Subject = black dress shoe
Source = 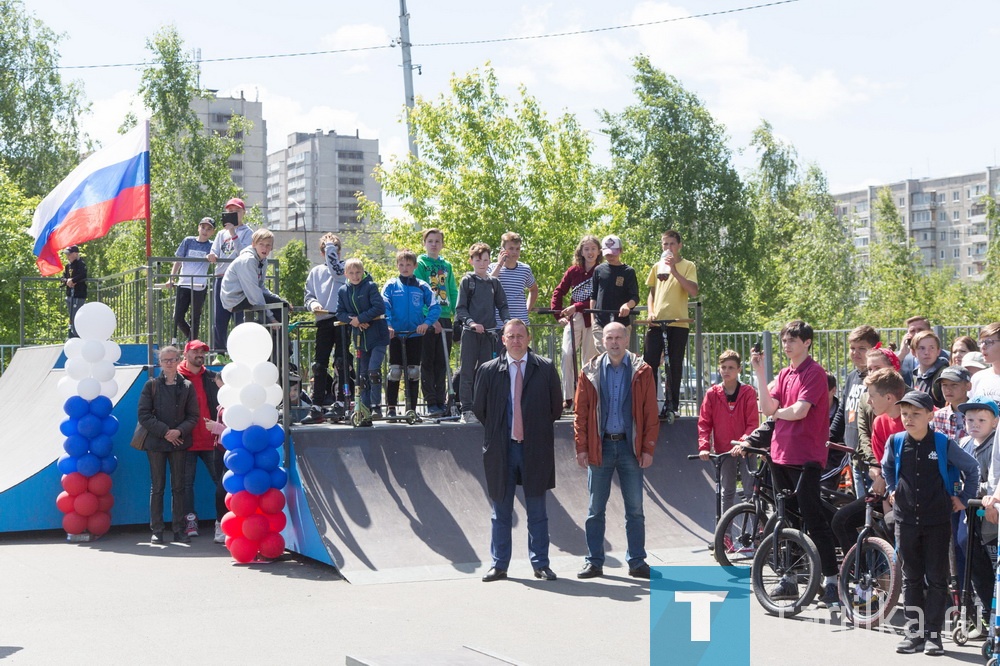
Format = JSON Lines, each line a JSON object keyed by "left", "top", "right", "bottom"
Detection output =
{"left": 482, "top": 567, "right": 507, "bottom": 582}
{"left": 577, "top": 563, "right": 604, "bottom": 579}
{"left": 629, "top": 562, "right": 651, "bottom": 579}
{"left": 533, "top": 566, "right": 557, "bottom": 581}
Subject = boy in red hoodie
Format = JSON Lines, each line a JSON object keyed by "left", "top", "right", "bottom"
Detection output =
{"left": 696, "top": 349, "right": 758, "bottom": 514}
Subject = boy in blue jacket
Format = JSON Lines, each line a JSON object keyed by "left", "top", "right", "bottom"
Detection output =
{"left": 382, "top": 249, "right": 440, "bottom": 415}
{"left": 337, "top": 258, "right": 389, "bottom": 416}
{"left": 883, "top": 390, "right": 980, "bottom": 656}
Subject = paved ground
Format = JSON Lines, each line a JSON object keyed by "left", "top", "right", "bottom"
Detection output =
{"left": 0, "top": 527, "right": 990, "bottom": 664}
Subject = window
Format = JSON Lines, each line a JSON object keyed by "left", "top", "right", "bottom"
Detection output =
{"left": 343, "top": 177, "right": 364, "bottom": 185}
{"left": 969, "top": 266, "right": 975, "bottom": 275}
{"left": 936, "top": 192, "right": 946, "bottom": 203}
{"left": 939, "top": 250, "right": 945, "bottom": 259}
{"left": 228, "top": 159, "right": 243, "bottom": 171}
{"left": 923, "top": 232, "right": 929, "bottom": 240}
{"left": 912, "top": 192, "right": 933, "bottom": 205}
{"left": 853, "top": 236, "right": 869, "bottom": 247}
{"left": 954, "top": 210, "right": 960, "bottom": 220}
{"left": 953, "top": 248, "right": 960, "bottom": 258}
{"left": 968, "top": 247, "right": 973, "bottom": 256}
{"left": 911, "top": 210, "right": 931, "bottom": 223}
{"left": 337, "top": 151, "right": 363, "bottom": 159}
{"left": 938, "top": 211, "right": 947, "bottom": 222}
{"left": 899, "top": 197, "right": 905, "bottom": 206}
{"left": 338, "top": 190, "right": 357, "bottom": 198}
{"left": 952, "top": 229, "right": 961, "bottom": 240}
{"left": 953, "top": 191, "right": 960, "bottom": 201}
{"left": 339, "top": 216, "right": 359, "bottom": 225}
{"left": 939, "top": 231, "right": 947, "bottom": 240}
{"left": 338, "top": 164, "right": 363, "bottom": 172}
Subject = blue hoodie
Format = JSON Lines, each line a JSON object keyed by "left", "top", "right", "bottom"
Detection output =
{"left": 337, "top": 274, "right": 389, "bottom": 352}
{"left": 382, "top": 275, "right": 440, "bottom": 338}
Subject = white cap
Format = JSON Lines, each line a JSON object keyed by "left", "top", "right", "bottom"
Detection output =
{"left": 601, "top": 235, "right": 622, "bottom": 256}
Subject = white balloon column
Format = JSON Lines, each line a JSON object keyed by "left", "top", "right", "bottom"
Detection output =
{"left": 55, "top": 303, "right": 121, "bottom": 538}
{"left": 216, "top": 323, "right": 288, "bottom": 563}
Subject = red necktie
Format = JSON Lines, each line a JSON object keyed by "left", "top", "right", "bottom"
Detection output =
{"left": 512, "top": 359, "right": 524, "bottom": 440}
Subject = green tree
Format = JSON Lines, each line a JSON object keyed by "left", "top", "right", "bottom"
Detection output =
{"left": 600, "top": 55, "right": 756, "bottom": 331}
{"left": 0, "top": 0, "right": 88, "bottom": 197}
{"left": 274, "top": 239, "right": 310, "bottom": 306}
{"left": 357, "top": 64, "right": 614, "bottom": 294}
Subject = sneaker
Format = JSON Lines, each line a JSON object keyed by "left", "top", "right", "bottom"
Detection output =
{"left": 923, "top": 637, "right": 943, "bottom": 656}
{"left": 184, "top": 513, "right": 198, "bottom": 537}
{"left": 425, "top": 405, "right": 446, "bottom": 418}
{"left": 818, "top": 582, "right": 839, "bottom": 608}
{"left": 768, "top": 579, "right": 798, "bottom": 600}
{"left": 386, "top": 407, "right": 397, "bottom": 418}
{"left": 461, "top": 411, "right": 479, "bottom": 424}
{"left": 214, "top": 520, "right": 225, "bottom": 544}
{"left": 895, "top": 636, "right": 925, "bottom": 654}
{"left": 150, "top": 531, "right": 164, "bottom": 544}
{"left": 370, "top": 408, "right": 383, "bottom": 420}
{"left": 172, "top": 530, "right": 191, "bottom": 544}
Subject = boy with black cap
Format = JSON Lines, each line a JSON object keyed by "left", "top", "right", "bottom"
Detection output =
{"left": 62, "top": 245, "right": 87, "bottom": 338}
{"left": 883, "top": 389, "right": 980, "bottom": 656}
{"left": 589, "top": 234, "right": 639, "bottom": 355}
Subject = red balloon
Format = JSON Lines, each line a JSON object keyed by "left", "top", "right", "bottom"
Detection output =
{"left": 224, "top": 492, "right": 233, "bottom": 511}
{"left": 220, "top": 512, "right": 244, "bottom": 538}
{"left": 97, "top": 493, "right": 115, "bottom": 512}
{"left": 230, "top": 490, "right": 259, "bottom": 517}
{"left": 229, "top": 536, "right": 258, "bottom": 563}
{"left": 56, "top": 491, "right": 75, "bottom": 514}
{"left": 87, "top": 511, "right": 111, "bottom": 536}
{"left": 62, "top": 472, "right": 88, "bottom": 496}
{"left": 73, "top": 492, "right": 99, "bottom": 517}
{"left": 88, "top": 472, "right": 112, "bottom": 496}
{"left": 62, "top": 511, "right": 87, "bottom": 534}
{"left": 242, "top": 514, "right": 268, "bottom": 542}
{"left": 258, "top": 531, "right": 285, "bottom": 559}
{"left": 225, "top": 535, "right": 234, "bottom": 549}
{"left": 258, "top": 488, "right": 286, "bottom": 514}
{"left": 266, "top": 511, "right": 287, "bottom": 534}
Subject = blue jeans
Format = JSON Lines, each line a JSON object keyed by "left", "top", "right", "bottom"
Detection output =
{"left": 359, "top": 345, "right": 387, "bottom": 409}
{"left": 183, "top": 449, "right": 223, "bottom": 519}
{"left": 490, "top": 440, "right": 549, "bottom": 570}
{"left": 586, "top": 438, "right": 646, "bottom": 568}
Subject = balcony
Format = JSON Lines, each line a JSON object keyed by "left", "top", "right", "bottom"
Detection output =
{"left": 909, "top": 218, "right": 935, "bottom": 231}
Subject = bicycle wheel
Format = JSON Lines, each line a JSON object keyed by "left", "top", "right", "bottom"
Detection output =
{"left": 838, "top": 537, "right": 901, "bottom": 629}
{"left": 751, "top": 529, "right": 822, "bottom": 616}
{"left": 714, "top": 503, "right": 767, "bottom": 567}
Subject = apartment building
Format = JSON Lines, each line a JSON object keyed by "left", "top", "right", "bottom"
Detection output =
{"left": 190, "top": 92, "right": 267, "bottom": 211}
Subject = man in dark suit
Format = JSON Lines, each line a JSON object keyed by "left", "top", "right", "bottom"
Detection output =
{"left": 473, "top": 318, "right": 562, "bottom": 582}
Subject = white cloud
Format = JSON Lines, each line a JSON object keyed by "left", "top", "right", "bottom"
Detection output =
{"left": 80, "top": 90, "right": 141, "bottom": 148}
{"left": 322, "top": 23, "right": 393, "bottom": 57}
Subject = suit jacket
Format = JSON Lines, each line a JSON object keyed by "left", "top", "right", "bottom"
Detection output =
{"left": 472, "top": 350, "right": 562, "bottom": 501}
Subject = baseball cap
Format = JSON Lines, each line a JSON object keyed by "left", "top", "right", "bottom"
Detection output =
{"left": 199, "top": 217, "right": 215, "bottom": 228}
{"left": 225, "top": 198, "right": 246, "bottom": 211}
{"left": 895, "top": 390, "right": 934, "bottom": 411}
{"left": 64, "top": 245, "right": 80, "bottom": 254}
{"left": 935, "top": 366, "right": 971, "bottom": 384}
{"left": 963, "top": 351, "right": 988, "bottom": 370}
{"left": 601, "top": 235, "right": 622, "bottom": 256}
{"left": 184, "top": 339, "right": 210, "bottom": 353}
{"left": 957, "top": 396, "right": 1000, "bottom": 417}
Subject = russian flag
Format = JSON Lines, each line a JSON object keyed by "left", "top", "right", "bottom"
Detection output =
{"left": 28, "top": 122, "right": 150, "bottom": 276}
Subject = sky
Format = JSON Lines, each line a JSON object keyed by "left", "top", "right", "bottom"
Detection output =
{"left": 28, "top": 0, "right": 1000, "bottom": 196}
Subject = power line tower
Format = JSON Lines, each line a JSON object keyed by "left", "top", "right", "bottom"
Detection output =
{"left": 398, "top": 0, "right": 420, "bottom": 159}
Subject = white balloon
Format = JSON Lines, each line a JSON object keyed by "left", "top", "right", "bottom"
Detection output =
{"left": 58, "top": 376, "right": 79, "bottom": 399}
{"left": 74, "top": 302, "right": 117, "bottom": 341}
{"left": 252, "top": 405, "right": 279, "bottom": 429}
{"left": 227, "top": 323, "right": 272, "bottom": 365}
{"left": 91, "top": 360, "right": 116, "bottom": 382}
{"left": 252, "top": 361, "right": 279, "bottom": 387}
{"left": 100, "top": 379, "right": 119, "bottom": 399}
{"left": 221, "top": 362, "right": 252, "bottom": 388}
{"left": 222, "top": 404, "right": 253, "bottom": 431}
{"left": 239, "top": 383, "right": 267, "bottom": 410}
{"left": 64, "top": 337, "right": 85, "bottom": 359}
{"left": 103, "top": 340, "right": 121, "bottom": 363}
{"left": 78, "top": 377, "right": 101, "bottom": 401}
{"left": 217, "top": 384, "right": 239, "bottom": 409}
{"left": 265, "top": 384, "right": 283, "bottom": 406}
{"left": 81, "top": 339, "right": 105, "bottom": 363}
{"left": 65, "top": 357, "right": 91, "bottom": 381}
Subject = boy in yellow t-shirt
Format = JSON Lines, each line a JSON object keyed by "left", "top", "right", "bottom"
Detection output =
{"left": 644, "top": 229, "right": 698, "bottom": 418}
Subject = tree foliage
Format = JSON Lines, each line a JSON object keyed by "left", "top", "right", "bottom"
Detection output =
{"left": 0, "top": 0, "right": 87, "bottom": 197}
{"left": 600, "top": 55, "right": 757, "bottom": 331}
{"left": 274, "top": 239, "right": 310, "bottom": 307}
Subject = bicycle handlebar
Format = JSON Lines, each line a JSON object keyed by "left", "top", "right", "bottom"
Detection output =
{"left": 687, "top": 453, "right": 729, "bottom": 461}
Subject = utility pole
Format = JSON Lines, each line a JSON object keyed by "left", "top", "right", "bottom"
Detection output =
{"left": 398, "top": 0, "right": 419, "bottom": 159}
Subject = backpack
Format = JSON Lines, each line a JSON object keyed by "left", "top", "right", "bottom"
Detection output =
{"left": 890, "top": 431, "right": 960, "bottom": 496}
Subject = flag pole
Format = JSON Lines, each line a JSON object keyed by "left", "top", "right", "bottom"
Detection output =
{"left": 144, "top": 119, "right": 152, "bottom": 260}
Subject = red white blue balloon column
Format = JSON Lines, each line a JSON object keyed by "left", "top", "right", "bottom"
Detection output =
{"left": 55, "top": 303, "right": 120, "bottom": 539}
{"left": 217, "top": 323, "right": 287, "bottom": 563}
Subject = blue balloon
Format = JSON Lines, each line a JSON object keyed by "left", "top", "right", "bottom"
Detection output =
{"left": 221, "top": 428, "right": 244, "bottom": 451}
{"left": 100, "top": 455, "right": 118, "bottom": 475}
{"left": 254, "top": 447, "right": 280, "bottom": 472}
{"left": 101, "top": 415, "right": 120, "bottom": 437}
{"left": 244, "top": 468, "right": 270, "bottom": 495}
{"left": 57, "top": 454, "right": 78, "bottom": 475}
{"left": 63, "top": 435, "right": 89, "bottom": 458}
{"left": 224, "top": 448, "right": 254, "bottom": 475}
{"left": 89, "top": 395, "right": 113, "bottom": 418}
{"left": 270, "top": 466, "right": 288, "bottom": 490}
{"left": 222, "top": 470, "right": 245, "bottom": 494}
{"left": 59, "top": 418, "right": 78, "bottom": 437}
{"left": 90, "top": 434, "right": 114, "bottom": 458}
{"left": 64, "top": 395, "right": 89, "bottom": 419}
{"left": 242, "top": 425, "right": 268, "bottom": 453}
{"left": 267, "top": 425, "right": 284, "bottom": 448}
{"left": 77, "top": 414, "right": 103, "bottom": 440}
{"left": 76, "top": 453, "right": 101, "bottom": 477}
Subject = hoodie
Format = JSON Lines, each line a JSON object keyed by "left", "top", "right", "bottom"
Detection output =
{"left": 304, "top": 244, "right": 346, "bottom": 321}
{"left": 219, "top": 245, "right": 278, "bottom": 311}
{"left": 382, "top": 275, "right": 440, "bottom": 338}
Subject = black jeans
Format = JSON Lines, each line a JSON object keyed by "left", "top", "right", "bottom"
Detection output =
{"left": 387, "top": 335, "right": 423, "bottom": 409}
{"left": 183, "top": 449, "right": 224, "bottom": 520}
{"left": 897, "top": 520, "right": 951, "bottom": 638}
{"left": 314, "top": 319, "right": 355, "bottom": 403}
{"left": 212, "top": 280, "right": 243, "bottom": 352}
{"left": 174, "top": 287, "right": 207, "bottom": 342}
{"left": 420, "top": 318, "right": 452, "bottom": 408}
{"left": 830, "top": 496, "right": 868, "bottom": 552}
{"left": 643, "top": 325, "right": 688, "bottom": 412}
{"left": 147, "top": 449, "right": 186, "bottom": 533}
{"left": 771, "top": 463, "right": 839, "bottom": 577}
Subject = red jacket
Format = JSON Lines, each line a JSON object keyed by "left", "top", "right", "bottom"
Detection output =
{"left": 550, "top": 264, "right": 596, "bottom": 327}
{"left": 696, "top": 382, "right": 759, "bottom": 454}
{"left": 573, "top": 351, "right": 659, "bottom": 466}
{"left": 178, "top": 361, "right": 215, "bottom": 451}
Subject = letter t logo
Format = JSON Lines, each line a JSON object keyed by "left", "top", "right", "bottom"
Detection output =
{"left": 674, "top": 591, "right": 728, "bottom": 641}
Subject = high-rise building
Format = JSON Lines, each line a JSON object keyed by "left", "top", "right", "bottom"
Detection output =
{"left": 190, "top": 92, "right": 267, "bottom": 212}
{"left": 833, "top": 167, "right": 1000, "bottom": 282}
{"left": 266, "top": 130, "right": 381, "bottom": 236}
